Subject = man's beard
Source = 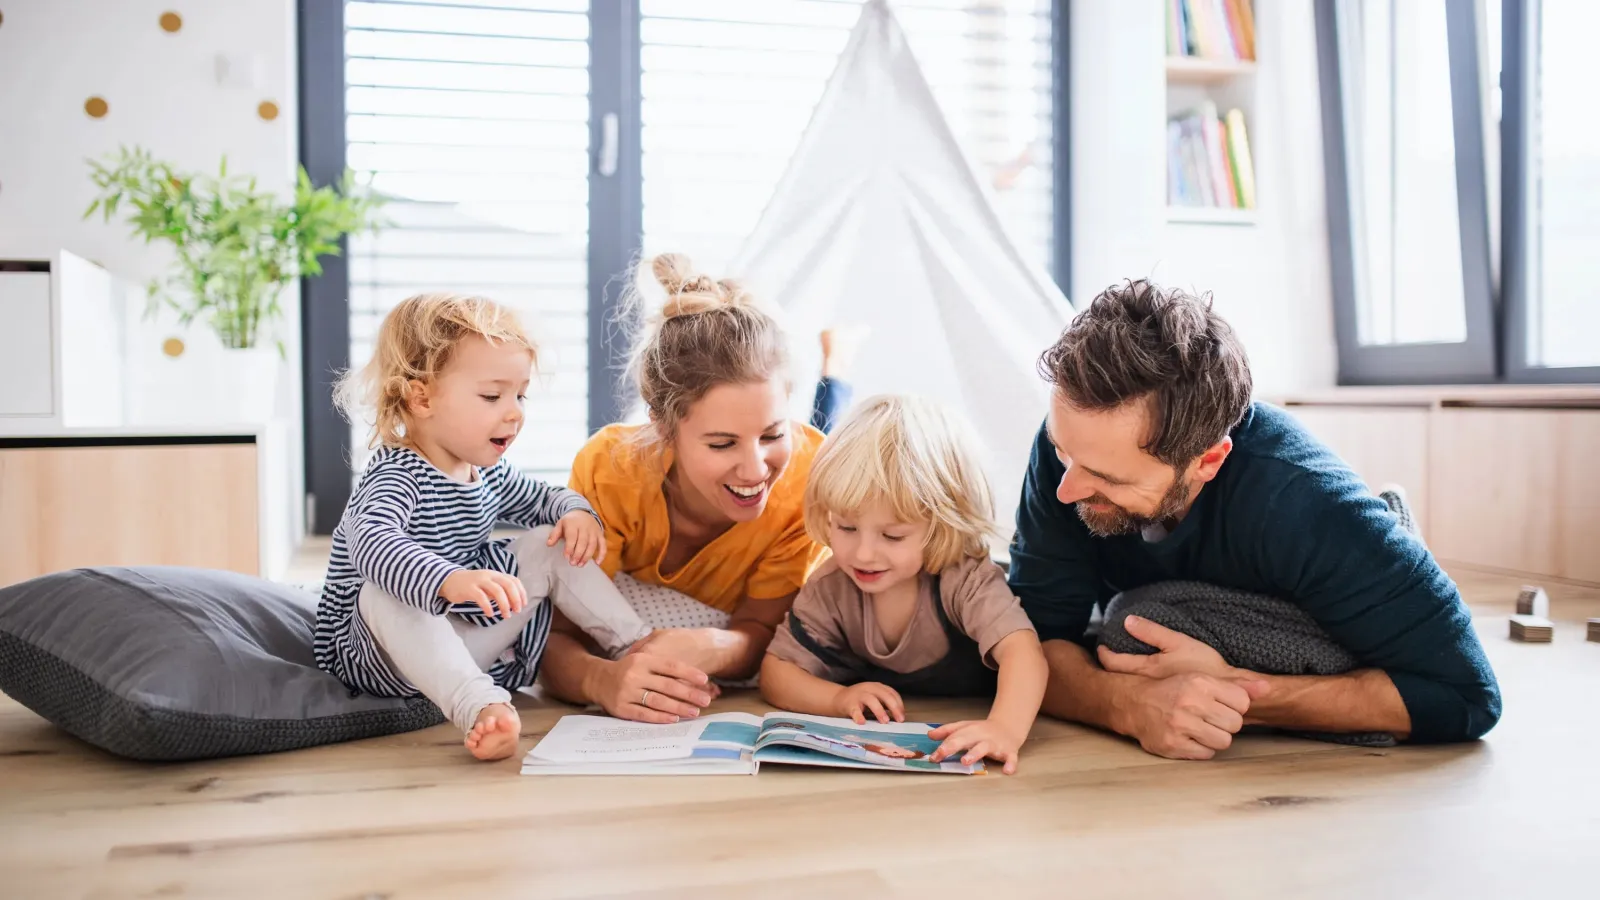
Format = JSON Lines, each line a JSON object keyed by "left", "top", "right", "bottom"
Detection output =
{"left": 1075, "top": 472, "right": 1194, "bottom": 538}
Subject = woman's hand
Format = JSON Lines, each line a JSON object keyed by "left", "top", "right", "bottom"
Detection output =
{"left": 927, "top": 719, "right": 1027, "bottom": 775}
{"left": 585, "top": 653, "right": 716, "bottom": 724}
{"left": 549, "top": 510, "right": 606, "bottom": 566}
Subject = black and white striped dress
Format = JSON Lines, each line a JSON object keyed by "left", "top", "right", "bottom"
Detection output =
{"left": 314, "top": 445, "right": 594, "bottom": 698}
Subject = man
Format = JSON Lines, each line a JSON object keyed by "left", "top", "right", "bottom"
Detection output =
{"left": 1007, "top": 279, "right": 1500, "bottom": 759}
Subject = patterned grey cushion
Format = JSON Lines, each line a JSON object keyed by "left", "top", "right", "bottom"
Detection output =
{"left": 0, "top": 566, "right": 443, "bottom": 761}
{"left": 1099, "top": 581, "right": 1361, "bottom": 675}
{"left": 1099, "top": 581, "right": 1395, "bottom": 747}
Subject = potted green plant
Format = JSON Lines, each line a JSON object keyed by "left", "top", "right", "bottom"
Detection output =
{"left": 85, "top": 145, "right": 384, "bottom": 421}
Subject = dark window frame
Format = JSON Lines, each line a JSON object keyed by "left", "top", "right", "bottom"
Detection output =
{"left": 298, "top": 0, "right": 352, "bottom": 535}
{"left": 1313, "top": 0, "right": 1498, "bottom": 385}
{"left": 297, "top": 0, "right": 1071, "bottom": 533}
{"left": 1499, "top": 0, "right": 1600, "bottom": 384}
{"left": 1315, "top": 0, "right": 1600, "bottom": 388}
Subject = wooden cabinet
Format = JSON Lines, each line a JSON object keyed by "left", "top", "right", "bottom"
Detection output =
{"left": 1427, "top": 410, "right": 1562, "bottom": 577}
{"left": 1277, "top": 389, "right": 1600, "bottom": 585}
{"left": 1555, "top": 413, "right": 1600, "bottom": 583}
{"left": 1288, "top": 406, "right": 1432, "bottom": 540}
{"left": 0, "top": 435, "right": 271, "bottom": 586}
{"left": 1425, "top": 409, "right": 1600, "bottom": 584}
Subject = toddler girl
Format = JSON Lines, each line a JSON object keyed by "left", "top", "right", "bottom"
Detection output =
{"left": 760, "top": 394, "right": 1048, "bottom": 774}
{"left": 316, "top": 293, "right": 652, "bottom": 760}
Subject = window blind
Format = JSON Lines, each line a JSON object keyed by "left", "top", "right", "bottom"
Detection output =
{"left": 344, "top": 0, "right": 592, "bottom": 482}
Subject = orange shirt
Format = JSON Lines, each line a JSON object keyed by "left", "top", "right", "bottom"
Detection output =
{"left": 567, "top": 422, "right": 829, "bottom": 613}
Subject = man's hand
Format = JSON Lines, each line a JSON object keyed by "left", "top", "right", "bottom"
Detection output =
{"left": 1117, "top": 672, "right": 1270, "bottom": 760}
{"left": 548, "top": 511, "right": 606, "bottom": 566}
{"left": 1098, "top": 615, "right": 1235, "bottom": 680}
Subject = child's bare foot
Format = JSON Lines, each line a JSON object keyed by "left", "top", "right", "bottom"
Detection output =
{"left": 819, "top": 325, "right": 870, "bottom": 379}
{"left": 464, "top": 703, "right": 520, "bottom": 761}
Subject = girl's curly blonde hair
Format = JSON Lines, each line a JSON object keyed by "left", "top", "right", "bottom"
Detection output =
{"left": 336, "top": 292, "right": 536, "bottom": 450}
{"left": 803, "top": 394, "right": 1000, "bottom": 573}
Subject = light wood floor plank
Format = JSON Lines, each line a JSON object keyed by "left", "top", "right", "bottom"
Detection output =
{"left": 2, "top": 566, "right": 1596, "bottom": 898}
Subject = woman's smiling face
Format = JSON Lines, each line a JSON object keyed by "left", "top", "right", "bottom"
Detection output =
{"left": 667, "top": 378, "right": 793, "bottom": 524}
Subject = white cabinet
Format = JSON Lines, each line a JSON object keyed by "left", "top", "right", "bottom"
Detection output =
{"left": 0, "top": 269, "right": 54, "bottom": 417}
{"left": 0, "top": 250, "right": 127, "bottom": 433}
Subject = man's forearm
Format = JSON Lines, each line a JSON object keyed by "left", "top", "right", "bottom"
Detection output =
{"left": 1243, "top": 667, "right": 1412, "bottom": 738}
{"left": 1039, "top": 639, "right": 1139, "bottom": 735}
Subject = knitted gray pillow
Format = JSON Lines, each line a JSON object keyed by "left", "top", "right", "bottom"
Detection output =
{"left": 1099, "top": 580, "right": 1361, "bottom": 675}
{"left": 0, "top": 566, "right": 443, "bottom": 761}
{"left": 1099, "top": 581, "right": 1395, "bottom": 747}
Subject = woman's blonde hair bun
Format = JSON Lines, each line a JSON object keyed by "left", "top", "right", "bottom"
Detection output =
{"left": 616, "top": 252, "right": 788, "bottom": 450}
{"left": 652, "top": 252, "right": 753, "bottom": 319}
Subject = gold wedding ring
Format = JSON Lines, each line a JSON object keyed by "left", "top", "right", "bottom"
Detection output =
{"left": 641, "top": 689, "right": 652, "bottom": 707}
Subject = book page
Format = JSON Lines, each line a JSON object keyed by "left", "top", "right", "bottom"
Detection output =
{"left": 756, "top": 713, "right": 983, "bottom": 773}
{"left": 529, "top": 712, "right": 762, "bottom": 764}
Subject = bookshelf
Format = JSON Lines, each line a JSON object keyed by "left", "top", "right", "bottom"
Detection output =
{"left": 1164, "top": 0, "right": 1258, "bottom": 224}
{"left": 1166, "top": 206, "right": 1258, "bottom": 226}
{"left": 1165, "top": 56, "right": 1258, "bottom": 85}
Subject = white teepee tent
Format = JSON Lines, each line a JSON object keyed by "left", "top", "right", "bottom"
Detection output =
{"left": 729, "top": 0, "right": 1074, "bottom": 528}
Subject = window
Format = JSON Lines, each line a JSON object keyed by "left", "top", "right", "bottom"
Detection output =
{"left": 298, "top": 0, "right": 1068, "bottom": 532}
{"left": 638, "top": 0, "right": 1056, "bottom": 277}
{"left": 342, "top": 0, "right": 593, "bottom": 482}
{"left": 1317, "top": 0, "right": 1599, "bottom": 385}
{"left": 1515, "top": 0, "right": 1600, "bottom": 373}
{"left": 1345, "top": 0, "right": 1466, "bottom": 346}
{"left": 1316, "top": 0, "right": 1496, "bottom": 383}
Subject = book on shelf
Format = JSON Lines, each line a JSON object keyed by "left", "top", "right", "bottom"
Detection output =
{"left": 1167, "top": 0, "right": 1256, "bottom": 61}
{"left": 1168, "top": 102, "right": 1256, "bottom": 211}
{"left": 520, "top": 711, "right": 987, "bottom": 776}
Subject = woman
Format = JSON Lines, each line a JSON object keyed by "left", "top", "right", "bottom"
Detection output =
{"left": 538, "top": 253, "right": 857, "bottom": 724}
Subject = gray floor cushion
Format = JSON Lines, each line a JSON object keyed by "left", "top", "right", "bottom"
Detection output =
{"left": 0, "top": 566, "right": 443, "bottom": 761}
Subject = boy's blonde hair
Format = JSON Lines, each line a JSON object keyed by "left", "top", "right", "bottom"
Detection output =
{"left": 336, "top": 292, "right": 536, "bottom": 449}
{"left": 620, "top": 253, "right": 789, "bottom": 458}
{"left": 803, "top": 394, "right": 999, "bottom": 572}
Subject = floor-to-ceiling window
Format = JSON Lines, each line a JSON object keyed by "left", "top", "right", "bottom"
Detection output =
{"left": 1316, "top": 0, "right": 1599, "bottom": 385}
{"left": 342, "top": 1, "right": 594, "bottom": 482}
{"left": 300, "top": 0, "right": 1065, "bottom": 532}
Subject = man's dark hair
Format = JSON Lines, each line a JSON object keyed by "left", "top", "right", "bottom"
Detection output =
{"left": 1037, "top": 279, "right": 1253, "bottom": 467}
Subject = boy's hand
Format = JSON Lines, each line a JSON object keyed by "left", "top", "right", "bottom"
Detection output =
{"left": 440, "top": 569, "right": 527, "bottom": 618}
{"left": 835, "top": 681, "right": 905, "bottom": 724}
{"left": 927, "top": 719, "right": 1026, "bottom": 775}
{"left": 549, "top": 511, "right": 606, "bottom": 566}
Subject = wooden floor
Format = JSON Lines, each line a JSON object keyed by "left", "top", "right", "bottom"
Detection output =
{"left": 2, "top": 566, "right": 1597, "bottom": 899}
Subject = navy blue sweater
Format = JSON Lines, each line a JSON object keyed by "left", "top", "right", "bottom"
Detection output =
{"left": 1007, "top": 402, "right": 1501, "bottom": 743}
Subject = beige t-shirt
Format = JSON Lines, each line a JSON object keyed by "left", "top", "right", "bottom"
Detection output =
{"left": 766, "top": 556, "right": 1036, "bottom": 680}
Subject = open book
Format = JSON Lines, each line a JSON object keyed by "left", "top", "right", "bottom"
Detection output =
{"left": 520, "top": 711, "right": 985, "bottom": 775}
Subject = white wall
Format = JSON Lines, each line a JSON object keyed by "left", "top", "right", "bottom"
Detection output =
{"left": 1071, "top": 0, "right": 1338, "bottom": 396}
{"left": 0, "top": 0, "right": 304, "bottom": 549}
